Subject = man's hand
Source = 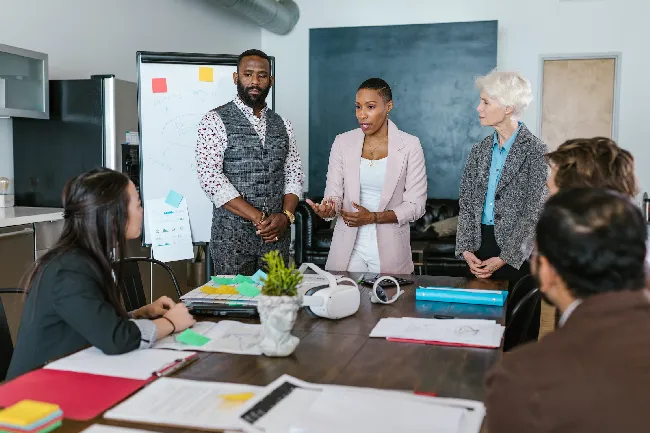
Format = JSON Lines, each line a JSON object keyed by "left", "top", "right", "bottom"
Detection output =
{"left": 134, "top": 296, "right": 176, "bottom": 319}
{"left": 256, "top": 213, "right": 289, "bottom": 243}
{"left": 341, "top": 203, "right": 375, "bottom": 228}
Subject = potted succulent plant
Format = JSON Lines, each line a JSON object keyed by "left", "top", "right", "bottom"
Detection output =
{"left": 257, "top": 250, "right": 303, "bottom": 357}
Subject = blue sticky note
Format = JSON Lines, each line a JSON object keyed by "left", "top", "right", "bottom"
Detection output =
{"left": 251, "top": 269, "right": 267, "bottom": 285}
{"left": 165, "top": 190, "right": 183, "bottom": 208}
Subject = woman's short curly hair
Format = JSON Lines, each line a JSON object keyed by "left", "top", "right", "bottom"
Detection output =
{"left": 475, "top": 70, "right": 533, "bottom": 118}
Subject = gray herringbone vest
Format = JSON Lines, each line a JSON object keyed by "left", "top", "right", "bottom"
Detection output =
{"left": 214, "top": 102, "right": 288, "bottom": 214}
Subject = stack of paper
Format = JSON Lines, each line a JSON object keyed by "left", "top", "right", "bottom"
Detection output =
{"left": 0, "top": 400, "right": 62, "bottom": 433}
{"left": 234, "top": 374, "right": 486, "bottom": 433}
{"left": 369, "top": 317, "right": 505, "bottom": 348}
{"left": 416, "top": 287, "right": 507, "bottom": 306}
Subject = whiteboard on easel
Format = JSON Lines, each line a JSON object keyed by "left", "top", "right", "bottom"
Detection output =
{"left": 136, "top": 52, "right": 275, "bottom": 245}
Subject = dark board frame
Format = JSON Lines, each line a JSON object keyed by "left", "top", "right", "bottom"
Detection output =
{"left": 308, "top": 21, "right": 497, "bottom": 199}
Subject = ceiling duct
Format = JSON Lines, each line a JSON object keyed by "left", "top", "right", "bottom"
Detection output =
{"left": 211, "top": 0, "right": 300, "bottom": 35}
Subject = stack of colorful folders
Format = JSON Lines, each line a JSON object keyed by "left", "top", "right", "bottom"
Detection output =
{"left": 0, "top": 400, "right": 62, "bottom": 433}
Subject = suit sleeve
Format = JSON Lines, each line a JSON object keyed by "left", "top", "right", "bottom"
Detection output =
{"left": 499, "top": 146, "right": 548, "bottom": 268}
{"left": 323, "top": 135, "right": 345, "bottom": 217}
{"left": 52, "top": 267, "right": 143, "bottom": 355}
{"left": 485, "top": 358, "right": 541, "bottom": 433}
{"left": 455, "top": 147, "right": 478, "bottom": 258}
{"left": 391, "top": 140, "right": 428, "bottom": 226}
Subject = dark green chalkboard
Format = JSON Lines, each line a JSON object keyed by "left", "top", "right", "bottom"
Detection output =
{"left": 309, "top": 21, "right": 497, "bottom": 198}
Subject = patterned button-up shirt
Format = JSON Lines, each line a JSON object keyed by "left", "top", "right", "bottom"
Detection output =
{"left": 196, "top": 96, "right": 304, "bottom": 208}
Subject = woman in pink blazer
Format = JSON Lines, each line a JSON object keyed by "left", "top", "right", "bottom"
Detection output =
{"left": 307, "top": 78, "right": 428, "bottom": 274}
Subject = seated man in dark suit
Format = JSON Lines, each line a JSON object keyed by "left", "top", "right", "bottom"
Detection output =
{"left": 485, "top": 188, "right": 650, "bottom": 433}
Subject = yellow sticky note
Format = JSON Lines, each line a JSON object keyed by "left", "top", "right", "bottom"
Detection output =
{"left": 201, "top": 284, "right": 239, "bottom": 295}
{"left": 0, "top": 400, "right": 60, "bottom": 426}
{"left": 199, "top": 67, "right": 214, "bottom": 82}
{"left": 220, "top": 392, "right": 255, "bottom": 402}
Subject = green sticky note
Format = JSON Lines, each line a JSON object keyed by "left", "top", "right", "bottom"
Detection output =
{"left": 236, "top": 282, "right": 261, "bottom": 297}
{"left": 211, "top": 276, "right": 235, "bottom": 285}
{"left": 233, "top": 274, "right": 255, "bottom": 285}
{"left": 176, "top": 328, "right": 211, "bottom": 346}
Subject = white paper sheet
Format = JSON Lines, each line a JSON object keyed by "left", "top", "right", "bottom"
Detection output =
{"left": 81, "top": 425, "right": 157, "bottom": 433}
{"left": 369, "top": 317, "right": 504, "bottom": 348}
{"left": 153, "top": 321, "right": 263, "bottom": 355}
{"left": 146, "top": 196, "right": 194, "bottom": 263}
{"left": 235, "top": 374, "right": 486, "bottom": 433}
{"left": 104, "top": 377, "right": 260, "bottom": 431}
{"left": 44, "top": 347, "right": 196, "bottom": 380}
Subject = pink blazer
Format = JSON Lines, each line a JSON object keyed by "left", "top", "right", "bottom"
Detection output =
{"left": 323, "top": 120, "right": 428, "bottom": 274}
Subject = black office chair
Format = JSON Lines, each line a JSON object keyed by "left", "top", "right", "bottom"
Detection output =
{"left": 503, "top": 274, "right": 541, "bottom": 352}
{"left": 0, "top": 288, "right": 23, "bottom": 381}
{"left": 113, "top": 257, "right": 183, "bottom": 312}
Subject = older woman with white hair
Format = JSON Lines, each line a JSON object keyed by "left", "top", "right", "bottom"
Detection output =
{"left": 456, "top": 70, "right": 548, "bottom": 292}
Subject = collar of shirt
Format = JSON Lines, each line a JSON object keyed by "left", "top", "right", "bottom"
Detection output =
{"left": 559, "top": 299, "right": 583, "bottom": 327}
{"left": 234, "top": 95, "right": 268, "bottom": 119}
{"left": 492, "top": 121, "right": 522, "bottom": 153}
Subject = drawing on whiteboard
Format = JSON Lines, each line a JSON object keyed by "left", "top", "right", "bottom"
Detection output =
{"left": 161, "top": 113, "right": 205, "bottom": 152}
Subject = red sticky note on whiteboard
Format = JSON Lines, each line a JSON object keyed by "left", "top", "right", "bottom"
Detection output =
{"left": 152, "top": 78, "right": 167, "bottom": 93}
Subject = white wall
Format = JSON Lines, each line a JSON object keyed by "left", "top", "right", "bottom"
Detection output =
{"left": 262, "top": 0, "right": 650, "bottom": 196}
{"left": 0, "top": 0, "right": 261, "bottom": 81}
{"left": 0, "top": 0, "right": 261, "bottom": 196}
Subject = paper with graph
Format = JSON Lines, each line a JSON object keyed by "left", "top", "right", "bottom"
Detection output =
{"left": 153, "top": 321, "right": 263, "bottom": 355}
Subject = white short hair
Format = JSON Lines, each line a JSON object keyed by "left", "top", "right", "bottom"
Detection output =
{"left": 475, "top": 70, "right": 533, "bottom": 117}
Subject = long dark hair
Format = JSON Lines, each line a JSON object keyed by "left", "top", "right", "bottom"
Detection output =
{"left": 24, "top": 168, "right": 132, "bottom": 316}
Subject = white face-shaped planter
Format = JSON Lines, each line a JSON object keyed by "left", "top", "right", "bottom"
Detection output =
{"left": 257, "top": 295, "right": 300, "bottom": 357}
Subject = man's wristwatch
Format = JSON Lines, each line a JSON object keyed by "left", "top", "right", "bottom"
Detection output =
{"left": 282, "top": 209, "right": 295, "bottom": 225}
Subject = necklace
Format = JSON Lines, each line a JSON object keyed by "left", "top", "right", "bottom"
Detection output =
{"left": 364, "top": 137, "right": 387, "bottom": 167}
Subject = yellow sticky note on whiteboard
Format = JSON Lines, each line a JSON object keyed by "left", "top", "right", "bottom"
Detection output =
{"left": 199, "top": 67, "right": 214, "bottom": 82}
{"left": 201, "top": 285, "right": 238, "bottom": 295}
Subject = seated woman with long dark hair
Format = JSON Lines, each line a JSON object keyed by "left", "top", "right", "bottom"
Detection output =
{"left": 7, "top": 168, "right": 195, "bottom": 380}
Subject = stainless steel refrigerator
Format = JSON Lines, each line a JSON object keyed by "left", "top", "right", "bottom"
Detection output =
{"left": 11, "top": 75, "right": 138, "bottom": 207}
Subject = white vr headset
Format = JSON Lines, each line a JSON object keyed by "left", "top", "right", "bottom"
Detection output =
{"left": 298, "top": 263, "right": 360, "bottom": 320}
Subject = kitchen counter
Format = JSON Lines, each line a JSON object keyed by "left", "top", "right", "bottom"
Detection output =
{"left": 0, "top": 206, "right": 63, "bottom": 228}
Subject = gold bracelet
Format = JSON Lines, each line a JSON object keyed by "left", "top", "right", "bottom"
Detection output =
{"left": 255, "top": 211, "right": 267, "bottom": 225}
{"left": 283, "top": 209, "right": 295, "bottom": 225}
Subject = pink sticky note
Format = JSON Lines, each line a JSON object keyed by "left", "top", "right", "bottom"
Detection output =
{"left": 152, "top": 78, "right": 167, "bottom": 93}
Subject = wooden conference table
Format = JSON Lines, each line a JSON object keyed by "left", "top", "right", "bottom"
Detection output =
{"left": 60, "top": 274, "right": 507, "bottom": 433}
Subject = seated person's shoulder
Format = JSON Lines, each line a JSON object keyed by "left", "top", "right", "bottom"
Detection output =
{"left": 39, "top": 248, "right": 103, "bottom": 284}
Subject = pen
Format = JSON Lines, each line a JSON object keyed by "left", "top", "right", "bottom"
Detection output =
{"left": 153, "top": 354, "right": 198, "bottom": 378}
{"left": 434, "top": 315, "right": 455, "bottom": 319}
{"left": 357, "top": 273, "right": 365, "bottom": 284}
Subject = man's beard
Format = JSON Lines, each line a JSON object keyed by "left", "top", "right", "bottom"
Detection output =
{"left": 237, "top": 79, "right": 270, "bottom": 109}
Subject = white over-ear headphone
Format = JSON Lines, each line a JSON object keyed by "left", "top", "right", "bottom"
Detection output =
{"left": 369, "top": 276, "right": 404, "bottom": 304}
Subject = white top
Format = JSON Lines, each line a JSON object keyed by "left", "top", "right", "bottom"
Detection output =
{"left": 358, "top": 157, "right": 387, "bottom": 238}
{"left": 0, "top": 206, "right": 63, "bottom": 228}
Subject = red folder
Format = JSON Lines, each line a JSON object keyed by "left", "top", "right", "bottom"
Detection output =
{"left": 387, "top": 337, "right": 499, "bottom": 349}
{"left": 0, "top": 369, "right": 149, "bottom": 421}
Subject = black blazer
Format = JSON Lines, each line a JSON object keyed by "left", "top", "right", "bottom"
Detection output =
{"left": 7, "top": 249, "right": 141, "bottom": 380}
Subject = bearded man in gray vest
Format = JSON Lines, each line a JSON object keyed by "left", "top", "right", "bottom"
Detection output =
{"left": 196, "top": 49, "right": 304, "bottom": 275}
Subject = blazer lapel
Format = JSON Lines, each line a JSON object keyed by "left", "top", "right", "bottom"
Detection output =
{"left": 347, "top": 128, "right": 364, "bottom": 207}
{"left": 378, "top": 120, "right": 406, "bottom": 212}
{"left": 474, "top": 138, "right": 493, "bottom": 214}
{"left": 496, "top": 125, "right": 530, "bottom": 193}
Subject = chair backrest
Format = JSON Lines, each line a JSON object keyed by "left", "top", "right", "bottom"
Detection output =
{"left": 504, "top": 274, "right": 541, "bottom": 351}
{"left": 0, "top": 289, "right": 23, "bottom": 381}
{"left": 114, "top": 257, "right": 182, "bottom": 312}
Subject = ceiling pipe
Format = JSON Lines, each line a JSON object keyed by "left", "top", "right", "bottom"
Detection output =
{"left": 210, "top": 0, "right": 300, "bottom": 35}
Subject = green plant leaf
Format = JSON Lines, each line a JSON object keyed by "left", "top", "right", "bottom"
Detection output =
{"left": 260, "top": 250, "right": 303, "bottom": 296}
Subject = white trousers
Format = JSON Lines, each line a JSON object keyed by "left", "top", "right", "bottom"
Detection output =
{"left": 347, "top": 225, "right": 381, "bottom": 273}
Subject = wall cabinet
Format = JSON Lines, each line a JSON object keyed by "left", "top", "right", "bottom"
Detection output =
{"left": 0, "top": 43, "right": 48, "bottom": 119}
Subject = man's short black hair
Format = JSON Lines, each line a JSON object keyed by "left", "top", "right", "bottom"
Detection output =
{"left": 358, "top": 78, "right": 392, "bottom": 103}
{"left": 536, "top": 188, "right": 647, "bottom": 298}
{"left": 237, "top": 49, "right": 271, "bottom": 71}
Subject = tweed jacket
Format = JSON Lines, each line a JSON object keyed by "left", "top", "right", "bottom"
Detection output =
{"left": 455, "top": 124, "right": 548, "bottom": 269}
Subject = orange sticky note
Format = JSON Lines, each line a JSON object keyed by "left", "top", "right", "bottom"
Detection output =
{"left": 201, "top": 285, "right": 239, "bottom": 295}
{"left": 152, "top": 78, "right": 167, "bottom": 93}
{"left": 198, "top": 67, "right": 214, "bottom": 82}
